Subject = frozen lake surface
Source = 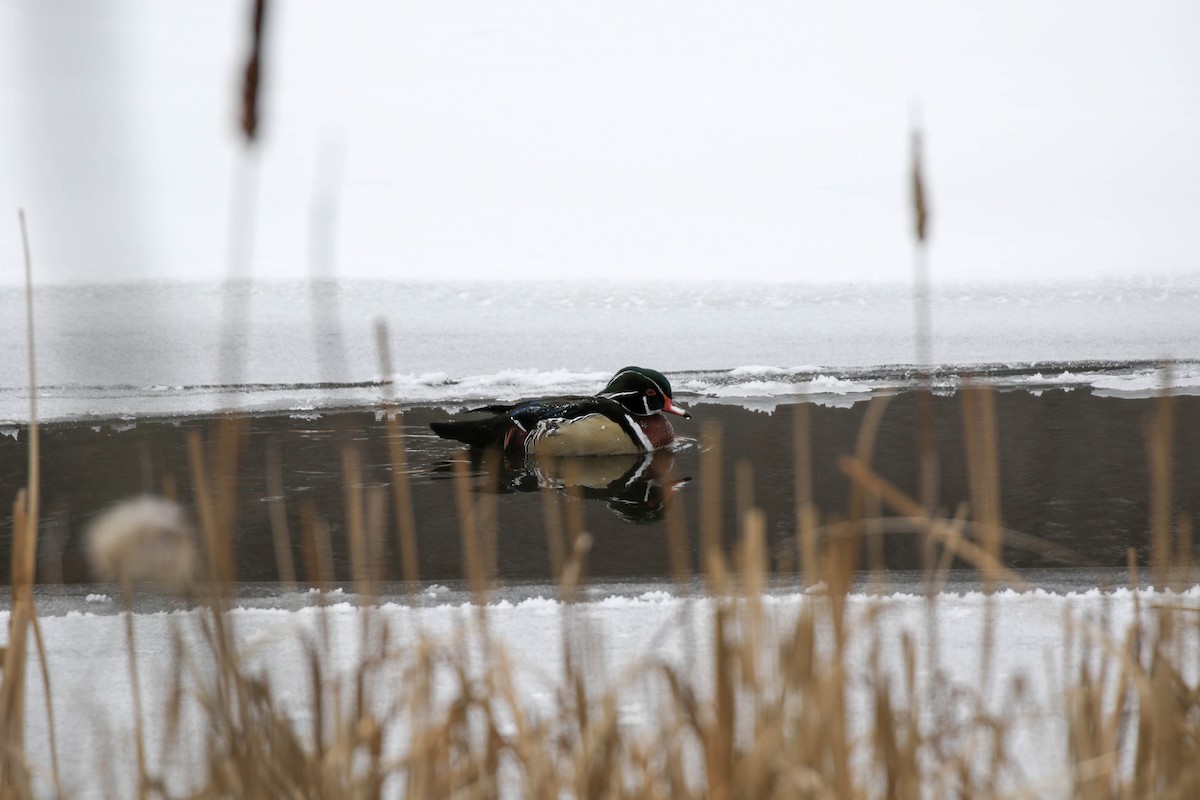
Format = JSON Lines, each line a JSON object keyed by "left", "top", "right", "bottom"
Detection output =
{"left": 1, "top": 278, "right": 1198, "bottom": 423}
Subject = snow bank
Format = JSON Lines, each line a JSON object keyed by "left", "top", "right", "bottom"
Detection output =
{"left": 5, "top": 586, "right": 1196, "bottom": 797}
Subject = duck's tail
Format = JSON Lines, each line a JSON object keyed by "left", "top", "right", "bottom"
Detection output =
{"left": 429, "top": 415, "right": 513, "bottom": 449}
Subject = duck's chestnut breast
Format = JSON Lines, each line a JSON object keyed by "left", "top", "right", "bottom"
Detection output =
{"left": 636, "top": 413, "right": 676, "bottom": 450}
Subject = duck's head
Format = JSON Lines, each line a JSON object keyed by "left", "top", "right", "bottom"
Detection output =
{"left": 601, "top": 366, "right": 691, "bottom": 419}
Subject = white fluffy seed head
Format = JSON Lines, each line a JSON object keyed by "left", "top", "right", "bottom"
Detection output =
{"left": 86, "top": 496, "right": 198, "bottom": 590}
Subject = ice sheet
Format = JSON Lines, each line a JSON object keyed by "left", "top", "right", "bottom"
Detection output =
{"left": 0, "top": 279, "right": 1197, "bottom": 422}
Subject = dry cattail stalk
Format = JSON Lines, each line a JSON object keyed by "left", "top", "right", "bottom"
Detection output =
{"left": 910, "top": 128, "right": 929, "bottom": 245}
{"left": 375, "top": 318, "right": 420, "bottom": 590}
{"left": 909, "top": 122, "right": 939, "bottom": 586}
{"left": 239, "top": 0, "right": 268, "bottom": 142}
{"left": 265, "top": 442, "right": 297, "bottom": 586}
{"left": 793, "top": 404, "right": 819, "bottom": 588}
{"left": 1146, "top": 371, "right": 1174, "bottom": 589}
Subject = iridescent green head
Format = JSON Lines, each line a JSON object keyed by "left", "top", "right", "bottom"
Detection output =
{"left": 601, "top": 366, "right": 691, "bottom": 418}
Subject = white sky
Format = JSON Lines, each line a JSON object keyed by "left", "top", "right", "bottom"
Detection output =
{"left": 2, "top": 1, "right": 1199, "bottom": 284}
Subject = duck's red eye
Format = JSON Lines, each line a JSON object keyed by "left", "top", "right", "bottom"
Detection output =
{"left": 646, "top": 388, "right": 657, "bottom": 396}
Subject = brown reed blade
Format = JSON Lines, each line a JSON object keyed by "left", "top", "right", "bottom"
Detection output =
{"left": 2, "top": 240, "right": 38, "bottom": 793}
{"left": 845, "top": 394, "right": 893, "bottom": 582}
{"left": 364, "top": 485, "right": 387, "bottom": 596}
{"left": 827, "top": 652, "right": 854, "bottom": 797}
{"left": 559, "top": 529, "right": 592, "bottom": 606}
{"left": 739, "top": 507, "right": 768, "bottom": 687}
{"left": 930, "top": 502, "right": 972, "bottom": 589}
{"left": 264, "top": 442, "right": 297, "bottom": 587}
{"left": 838, "top": 455, "right": 1029, "bottom": 589}
{"left": 540, "top": 457, "right": 566, "bottom": 581}
{"left": 17, "top": 209, "right": 39, "bottom": 601}
{"left": 914, "top": 388, "right": 939, "bottom": 561}
{"left": 186, "top": 430, "right": 231, "bottom": 588}
{"left": 665, "top": 489, "right": 692, "bottom": 587}
{"left": 300, "top": 500, "right": 334, "bottom": 592}
{"left": 1, "top": 495, "right": 31, "bottom": 798}
{"left": 960, "top": 383, "right": 1004, "bottom": 694}
{"left": 851, "top": 395, "right": 892, "bottom": 506}
{"left": 374, "top": 318, "right": 422, "bottom": 593}
{"left": 700, "top": 422, "right": 728, "bottom": 592}
{"left": 561, "top": 459, "right": 590, "bottom": 591}
{"left": 960, "top": 384, "right": 1004, "bottom": 585}
{"left": 0, "top": 210, "right": 63, "bottom": 798}
{"left": 121, "top": 579, "right": 150, "bottom": 800}
{"left": 213, "top": 416, "right": 246, "bottom": 573}
{"left": 558, "top": 528, "right": 593, "bottom": 750}
{"left": 813, "top": 515, "right": 1096, "bottom": 569}
{"left": 708, "top": 605, "right": 734, "bottom": 800}
{"left": 478, "top": 448, "right": 502, "bottom": 587}
{"left": 385, "top": 412, "right": 421, "bottom": 590}
{"left": 343, "top": 443, "right": 369, "bottom": 591}
{"left": 734, "top": 458, "right": 754, "bottom": 535}
{"left": 452, "top": 454, "right": 487, "bottom": 603}
{"left": 822, "top": 520, "right": 857, "bottom": 647}
{"left": 793, "top": 404, "right": 819, "bottom": 588}
{"left": 740, "top": 508, "right": 768, "bottom": 597}
{"left": 1, "top": 211, "right": 41, "bottom": 797}
{"left": 1147, "top": 374, "right": 1174, "bottom": 589}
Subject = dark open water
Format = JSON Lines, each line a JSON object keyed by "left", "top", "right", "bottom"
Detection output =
{"left": 1, "top": 389, "right": 1197, "bottom": 586}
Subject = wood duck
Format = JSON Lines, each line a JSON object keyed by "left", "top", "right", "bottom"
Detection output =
{"left": 429, "top": 366, "right": 691, "bottom": 456}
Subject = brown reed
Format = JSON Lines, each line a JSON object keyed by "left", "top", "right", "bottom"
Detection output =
{"left": 1, "top": 210, "right": 61, "bottom": 798}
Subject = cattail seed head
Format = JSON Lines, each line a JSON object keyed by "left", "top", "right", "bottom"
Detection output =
{"left": 239, "top": 0, "right": 268, "bottom": 143}
{"left": 910, "top": 129, "right": 930, "bottom": 244}
{"left": 86, "top": 496, "right": 198, "bottom": 590}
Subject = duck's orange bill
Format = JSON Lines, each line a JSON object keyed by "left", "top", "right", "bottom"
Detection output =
{"left": 662, "top": 396, "right": 691, "bottom": 419}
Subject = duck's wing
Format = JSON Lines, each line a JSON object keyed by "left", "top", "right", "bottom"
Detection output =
{"left": 466, "top": 403, "right": 518, "bottom": 414}
{"left": 507, "top": 395, "right": 609, "bottom": 429}
{"left": 430, "top": 395, "right": 598, "bottom": 448}
{"left": 464, "top": 394, "right": 592, "bottom": 417}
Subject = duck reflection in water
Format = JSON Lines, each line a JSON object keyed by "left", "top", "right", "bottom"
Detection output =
{"left": 432, "top": 447, "right": 691, "bottom": 524}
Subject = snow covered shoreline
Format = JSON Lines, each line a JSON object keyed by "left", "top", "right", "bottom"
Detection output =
{"left": 7, "top": 585, "right": 1198, "bottom": 797}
